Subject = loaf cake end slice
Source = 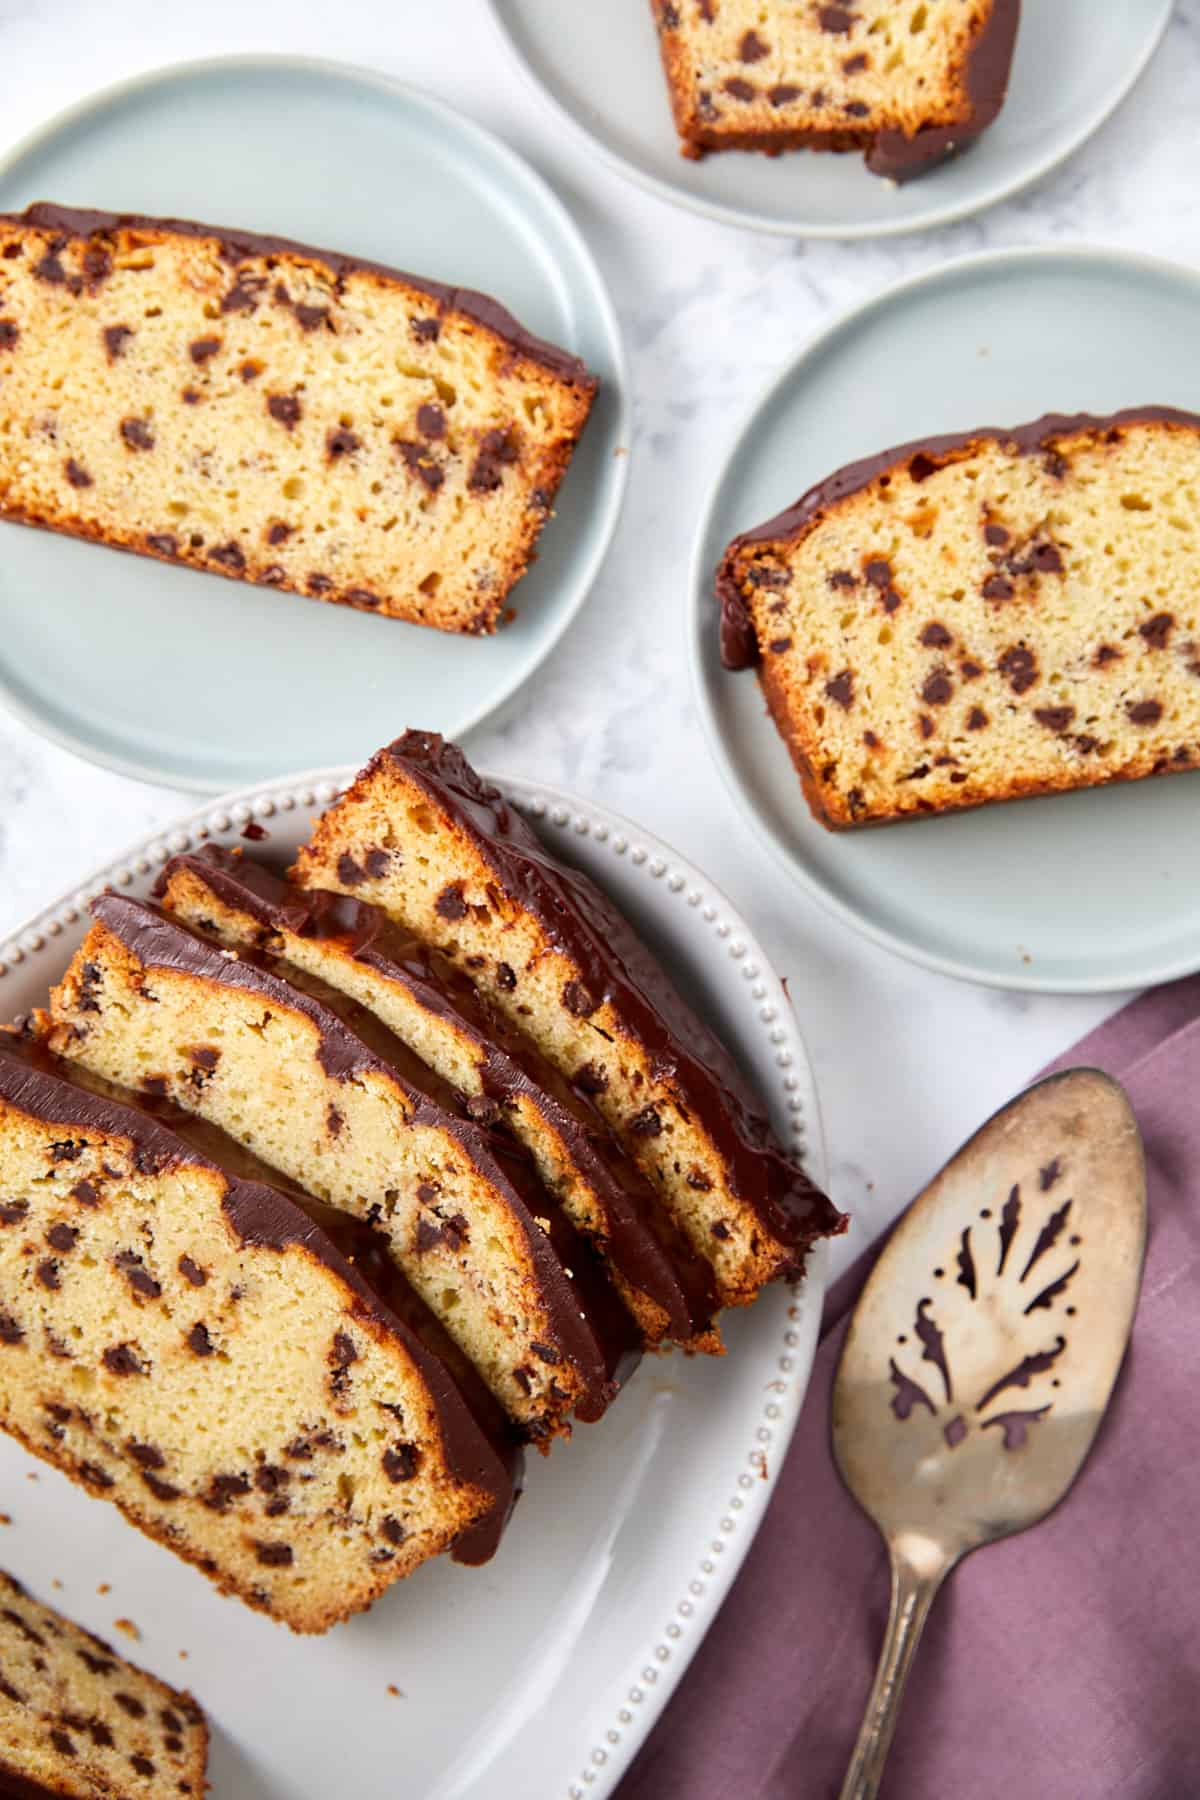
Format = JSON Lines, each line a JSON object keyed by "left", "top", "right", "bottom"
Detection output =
{"left": 293, "top": 732, "right": 845, "bottom": 1308}
{"left": 718, "top": 407, "right": 1200, "bottom": 829}
{"left": 0, "top": 1030, "right": 516, "bottom": 1633}
{"left": 156, "top": 846, "right": 720, "bottom": 1350}
{"left": 649, "top": 0, "right": 1019, "bottom": 180}
{"left": 0, "top": 204, "right": 596, "bottom": 633}
{"left": 0, "top": 1568, "right": 207, "bottom": 1798}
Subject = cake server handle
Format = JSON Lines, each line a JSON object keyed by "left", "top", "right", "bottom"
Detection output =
{"left": 838, "top": 1537, "right": 952, "bottom": 1800}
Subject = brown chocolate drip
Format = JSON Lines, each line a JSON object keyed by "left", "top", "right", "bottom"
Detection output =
{"left": 3, "top": 205, "right": 594, "bottom": 388}
{"left": 87, "top": 895, "right": 621, "bottom": 1419}
{"left": 719, "top": 407, "right": 1200, "bottom": 670}
{"left": 0, "top": 1031, "right": 518, "bottom": 1558}
{"left": 864, "top": 0, "right": 1021, "bottom": 180}
{"left": 377, "top": 735, "right": 843, "bottom": 1269}
{"left": 159, "top": 847, "right": 717, "bottom": 1341}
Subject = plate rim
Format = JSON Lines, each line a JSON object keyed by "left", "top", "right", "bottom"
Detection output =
{"left": 0, "top": 52, "right": 631, "bottom": 794}
{"left": 485, "top": 0, "right": 1173, "bottom": 242}
{"left": 689, "top": 239, "right": 1200, "bottom": 995}
{"left": 0, "top": 760, "right": 828, "bottom": 1800}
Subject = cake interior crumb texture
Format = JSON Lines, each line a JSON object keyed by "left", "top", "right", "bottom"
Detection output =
{"left": 0, "top": 206, "right": 596, "bottom": 633}
{"left": 0, "top": 1567, "right": 208, "bottom": 1797}
{"left": 650, "top": 0, "right": 1018, "bottom": 178}
{"left": 719, "top": 410, "right": 1200, "bottom": 828}
{"left": 0, "top": 1035, "right": 511, "bottom": 1634}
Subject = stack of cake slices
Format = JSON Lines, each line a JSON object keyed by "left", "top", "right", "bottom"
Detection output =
{"left": 0, "top": 733, "right": 842, "bottom": 1635}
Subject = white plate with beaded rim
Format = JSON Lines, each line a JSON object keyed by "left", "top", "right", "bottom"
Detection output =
{"left": 487, "top": 0, "right": 1172, "bottom": 240}
{"left": 691, "top": 244, "right": 1200, "bottom": 994}
{"left": 0, "top": 768, "right": 827, "bottom": 1800}
{"left": 0, "top": 56, "right": 628, "bottom": 792}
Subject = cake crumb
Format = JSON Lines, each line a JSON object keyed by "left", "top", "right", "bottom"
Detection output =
{"left": 0, "top": 1513, "right": 11, "bottom": 1526}
{"left": 96, "top": 1583, "right": 111, "bottom": 1596}
{"left": 113, "top": 1618, "right": 140, "bottom": 1642}
{"left": 179, "top": 1650, "right": 189, "bottom": 1661}
{"left": 386, "top": 1684, "right": 403, "bottom": 1698}
{"left": 25, "top": 1472, "right": 38, "bottom": 1482}
{"left": 241, "top": 820, "right": 268, "bottom": 841}
{"left": 51, "top": 1579, "right": 63, "bottom": 1590}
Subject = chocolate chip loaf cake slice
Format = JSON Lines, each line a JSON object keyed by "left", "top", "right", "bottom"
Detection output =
{"left": 0, "top": 1569, "right": 207, "bottom": 1799}
{"left": 650, "top": 0, "right": 1019, "bottom": 180}
{"left": 294, "top": 733, "right": 844, "bottom": 1308}
{"left": 718, "top": 407, "right": 1200, "bottom": 829}
{"left": 0, "top": 1033, "right": 517, "bottom": 1635}
{"left": 157, "top": 846, "right": 719, "bottom": 1350}
{"left": 0, "top": 204, "right": 596, "bottom": 633}
{"left": 46, "top": 895, "right": 625, "bottom": 1439}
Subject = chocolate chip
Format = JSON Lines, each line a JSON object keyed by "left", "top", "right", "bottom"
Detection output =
{"left": 1127, "top": 699, "right": 1163, "bottom": 725}
{"left": 1139, "top": 612, "right": 1174, "bottom": 649}
{"left": 141, "top": 1472, "right": 180, "bottom": 1502}
{"left": 120, "top": 418, "right": 154, "bottom": 452}
{"left": 295, "top": 303, "right": 329, "bottom": 332}
{"left": 102, "top": 1344, "right": 144, "bottom": 1376}
{"left": 267, "top": 522, "right": 292, "bottom": 546}
{"left": 738, "top": 27, "right": 769, "bottom": 58}
{"left": 1074, "top": 734, "right": 1100, "bottom": 754}
{"left": 819, "top": 4, "right": 853, "bottom": 29}
{"left": 984, "top": 522, "right": 1010, "bottom": 546}
{"left": 562, "top": 980, "right": 597, "bottom": 1017}
{"left": 161, "top": 1709, "right": 183, "bottom": 1734}
{"left": 78, "top": 1461, "right": 113, "bottom": 1488}
{"left": 864, "top": 559, "right": 893, "bottom": 589}
{"left": 574, "top": 1060, "right": 607, "bottom": 1094}
{"left": 843, "top": 52, "right": 868, "bottom": 72}
{"left": 50, "top": 1729, "right": 77, "bottom": 1758}
{"left": 768, "top": 636, "right": 792, "bottom": 654}
{"left": 0, "top": 319, "right": 18, "bottom": 352}
{"left": 825, "top": 670, "right": 853, "bottom": 709}
{"left": 863, "top": 730, "right": 879, "bottom": 749}
{"left": 960, "top": 659, "right": 983, "bottom": 680}
{"left": 828, "top": 570, "right": 857, "bottom": 590}
{"left": 182, "top": 388, "right": 201, "bottom": 405}
{"left": 435, "top": 883, "right": 468, "bottom": 921}
{"left": 1094, "top": 644, "right": 1121, "bottom": 667}
{"left": 982, "top": 574, "right": 1014, "bottom": 601}
{"left": 346, "top": 588, "right": 381, "bottom": 609}
{"left": 126, "top": 1440, "right": 164, "bottom": 1470}
{"left": 326, "top": 1104, "right": 344, "bottom": 1139}
{"left": 531, "top": 1340, "right": 562, "bottom": 1365}
{"left": 921, "top": 668, "right": 954, "bottom": 706}
{"left": 330, "top": 1331, "right": 357, "bottom": 1368}
{"left": 0, "top": 1202, "right": 28, "bottom": 1225}
{"left": 130, "top": 1754, "right": 157, "bottom": 1778}
{"left": 844, "top": 101, "right": 869, "bottom": 117}
{"left": 115, "top": 1252, "right": 161, "bottom": 1299}
{"left": 686, "top": 1168, "right": 714, "bottom": 1191}
{"left": 383, "top": 1444, "right": 420, "bottom": 1483}
{"left": 381, "top": 1516, "right": 407, "bottom": 1546}
{"left": 35, "top": 1260, "right": 60, "bottom": 1291}
{"left": 629, "top": 1105, "right": 663, "bottom": 1138}
{"left": 1032, "top": 542, "right": 1064, "bottom": 574}
{"left": 0, "top": 1312, "right": 21, "bottom": 1346}
{"left": 468, "top": 427, "right": 519, "bottom": 493}
{"left": 396, "top": 439, "right": 444, "bottom": 491}
{"left": 189, "top": 336, "right": 221, "bottom": 364}
{"left": 239, "top": 359, "right": 262, "bottom": 381}
{"left": 710, "top": 1220, "right": 731, "bottom": 1241}
{"left": 140, "top": 1077, "right": 169, "bottom": 1098}
{"left": 919, "top": 622, "right": 952, "bottom": 648}
{"left": 77, "top": 1651, "right": 114, "bottom": 1677}
{"left": 114, "top": 1693, "right": 146, "bottom": 1719}
{"left": 335, "top": 852, "right": 365, "bottom": 886}
{"left": 254, "top": 1542, "right": 293, "bottom": 1567}
{"left": 918, "top": 714, "right": 934, "bottom": 740}
{"left": 998, "top": 646, "right": 1038, "bottom": 694}
{"left": 221, "top": 275, "right": 267, "bottom": 314}
{"left": 769, "top": 84, "right": 802, "bottom": 105}
{"left": 327, "top": 427, "right": 361, "bottom": 459}
{"left": 967, "top": 707, "right": 988, "bottom": 730}
{"left": 146, "top": 533, "right": 177, "bottom": 557}
{"left": 100, "top": 324, "right": 133, "bottom": 362}
{"left": 724, "top": 77, "right": 756, "bottom": 100}
{"left": 205, "top": 1473, "right": 250, "bottom": 1509}
{"left": 186, "top": 1323, "right": 214, "bottom": 1357}
{"left": 267, "top": 393, "right": 301, "bottom": 429}
{"left": 1034, "top": 706, "right": 1075, "bottom": 733}
{"left": 209, "top": 542, "right": 246, "bottom": 572}
{"left": 495, "top": 962, "right": 517, "bottom": 991}
{"left": 416, "top": 403, "right": 445, "bottom": 439}
{"left": 411, "top": 317, "right": 440, "bottom": 343}
{"left": 64, "top": 458, "right": 93, "bottom": 489}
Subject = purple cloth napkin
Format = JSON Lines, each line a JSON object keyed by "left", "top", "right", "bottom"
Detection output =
{"left": 619, "top": 978, "right": 1200, "bottom": 1800}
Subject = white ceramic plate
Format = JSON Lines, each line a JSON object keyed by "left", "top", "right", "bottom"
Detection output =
{"left": 0, "top": 771, "right": 826, "bottom": 1800}
{"left": 691, "top": 245, "right": 1200, "bottom": 993}
{"left": 0, "top": 58, "right": 628, "bottom": 792}
{"left": 488, "top": 0, "right": 1172, "bottom": 240}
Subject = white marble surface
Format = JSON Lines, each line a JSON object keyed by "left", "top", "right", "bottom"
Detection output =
{"left": 0, "top": 0, "right": 1196, "bottom": 1276}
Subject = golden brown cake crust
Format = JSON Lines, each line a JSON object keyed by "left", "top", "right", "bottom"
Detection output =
{"left": 649, "top": 0, "right": 1019, "bottom": 180}
{"left": 718, "top": 408, "right": 1200, "bottom": 829}
{"left": 0, "top": 205, "right": 596, "bottom": 633}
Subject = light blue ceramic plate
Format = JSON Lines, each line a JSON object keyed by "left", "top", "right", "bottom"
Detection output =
{"left": 489, "top": 0, "right": 1172, "bottom": 240}
{"left": 0, "top": 57, "right": 628, "bottom": 792}
{"left": 691, "top": 247, "right": 1200, "bottom": 994}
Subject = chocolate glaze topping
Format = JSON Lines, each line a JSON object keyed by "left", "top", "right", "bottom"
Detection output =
{"left": 718, "top": 406, "right": 1200, "bottom": 671}
{"left": 0, "top": 1030, "right": 518, "bottom": 1560}
{"left": 377, "top": 734, "right": 844, "bottom": 1272}
{"left": 85, "top": 893, "right": 627, "bottom": 1423}
{"left": 158, "top": 847, "right": 716, "bottom": 1341}
{"left": 3, "top": 204, "right": 595, "bottom": 389}
{"left": 864, "top": 0, "right": 1021, "bottom": 181}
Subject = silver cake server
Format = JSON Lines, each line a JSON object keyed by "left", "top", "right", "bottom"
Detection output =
{"left": 832, "top": 1068, "right": 1146, "bottom": 1800}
